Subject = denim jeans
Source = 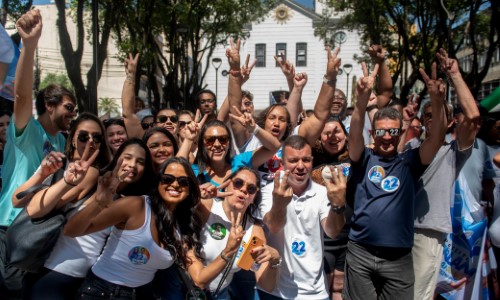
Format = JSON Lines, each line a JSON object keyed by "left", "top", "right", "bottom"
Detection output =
{"left": 228, "top": 270, "right": 258, "bottom": 300}
{"left": 23, "top": 267, "right": 84, "bottom": 300}
{"left": 76, "top": 270, "right": 139, "bottom": 300}
{"left": 343, "top": 241, "right": 414, "bottom": 300}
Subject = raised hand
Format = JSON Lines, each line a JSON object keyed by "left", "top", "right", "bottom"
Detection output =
{"left": 38, "top": 151, "right": 66, "bottom": 177}
{"left": 356, "top": 62, "right": 379, "bottom": 103}
{"left": 226, "top": 37, "right": 241, "bottom": 71}
{"left": 94, "top": 158, "right": 131, "bottom": 207}
{"left": 403, "top": 94, "right": 420, "bottom": 121}
{"left": 63, "top": 142, "right": 100, "bottom": 186}
{"left": 324, "top": 165, "right": 346, "bottom": 207}
{"left": 419, "top": 63, "right": 446, "bottom": 102}
{"left": 124, "top": 53, "right": 139, "bottom": 78}
{"left": 251, "top": 244, "right": 281, "bottom": 265}
{"left": 293, "top": 72, "right": 308, "bottom": 90}
{"left": 240, "top": 54, "right": 256, "bottom": 84}
{"left": 274, "top": 55, "right": 295, "bottom": 80}
{"left": 199, "top": 180, "right": 233, "bottom": 199}
{"left": 16, "top": 9, "right": 42, "bottom": 49}
{"left": 224, "top": 211, "right": 246, "bottom": 257}
{"left": 366, "top": 44, "right": 386, "bottom": 64}
{"left": 436, "top": 48, "right": 459, "bottom": 77}
{"left": 229, "top": 105, "right": 255, "bottom": 133}
{"left": 179, "top": 109, "right": 207, "bottom": 142}
{"left": 272, "top": 170, "right": 293, "bottom": 206}
{"left": 326, "top": 47, "right": 341, "bottom": 80}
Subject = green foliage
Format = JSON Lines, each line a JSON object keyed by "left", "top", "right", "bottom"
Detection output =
{"left": 39, "top": 72, "right": 74, "bottom": 92}
{"left": 98, "top": 96, "right": 120, "bottom": 117}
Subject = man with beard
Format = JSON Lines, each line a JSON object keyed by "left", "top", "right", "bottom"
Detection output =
{"left": 197, "top": 89, "right": 217, "bottom": 122}
{"left": 0, "top": 10, "right": 76, "bottom": 298}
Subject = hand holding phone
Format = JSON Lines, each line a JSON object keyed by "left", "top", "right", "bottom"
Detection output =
{"left": 237, "top": 235, "right": 264, "bottom": 271}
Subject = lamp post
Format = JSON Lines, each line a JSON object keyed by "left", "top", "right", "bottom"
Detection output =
{"left": 343, "top": 64, "right": 353, "bottom": 105}
{"left": 211, "top": 58, "right": 222, "bottom": 98}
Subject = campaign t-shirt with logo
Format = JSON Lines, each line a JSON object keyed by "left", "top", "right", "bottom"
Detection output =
{"left": 348, "top": 148, "right": 426, "bottom": 248}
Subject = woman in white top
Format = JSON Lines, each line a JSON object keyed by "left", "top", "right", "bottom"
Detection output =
{"left": 186, "top": 166, "right": 281, "bottom": 300}
{"left": 65, "top": 157, "right": 203, "bottom": 299}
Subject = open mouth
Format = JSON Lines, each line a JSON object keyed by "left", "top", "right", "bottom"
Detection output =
{"left": 167, "top": 189, "right": 181, "bottom": 196}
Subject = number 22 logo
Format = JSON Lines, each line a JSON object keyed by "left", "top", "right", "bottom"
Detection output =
{"left": 381, "top": 176, "right": 400, "bottom": 192}
{"left": 291, "top": 240, "right": 306, "bottom": 257}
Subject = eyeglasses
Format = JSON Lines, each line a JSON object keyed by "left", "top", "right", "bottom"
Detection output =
{"left": 159, "top": 174, "right": 190, "bottom": 187}
{"left": 232, "top": 178, "right": 258, "bottom": 195}
{"left": 203, "top": 135, "right": 229, "bottom": 146}
{"left": 374, "top": 128, "right": 401, "bottom": 137}
{"left": 141, "top": 122, "right": 154, "bottom": 130}
{"left": 77, "top": 131, "right": 104, "bottom": 144}
{"left": 157, "top": 115, "right": 178, "bottom": 123}
{"left": 199, "top": 99, "right": 215, "bottom": 105}
{"left": 63, "top": 103, "right": 78, "bottom": 113}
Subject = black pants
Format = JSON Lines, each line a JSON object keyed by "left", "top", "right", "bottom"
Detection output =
{"left": 23, "top": 267, "right": 84, "bottom": 300}
{"left": 0, "top": 226, "right": 25, "bottom": 300}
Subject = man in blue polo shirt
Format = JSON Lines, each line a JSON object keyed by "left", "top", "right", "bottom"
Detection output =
{"left": 0, "top": 10, "right": 77, "bottom": 297}
{"left": 343, "top": 62, "right": 446, "bottom": 299}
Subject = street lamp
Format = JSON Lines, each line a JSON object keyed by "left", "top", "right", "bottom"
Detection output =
{"left": 211, "top": 58, "right": 222, "bottom": 98}
{"left": 343, "top": 64, "right": 353, "bottom": 104}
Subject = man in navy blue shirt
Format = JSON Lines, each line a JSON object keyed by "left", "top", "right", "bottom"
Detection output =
{"left": 343, "top": 62, "right": 446, "bottom": 300}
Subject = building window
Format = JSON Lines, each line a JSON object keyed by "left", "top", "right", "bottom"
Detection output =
{"left": 276, "top": 43, "right": 287, "bottom": 67}
{"left": 255, "top": 44, "right": 266, "bottom": 67}
{"left": 296, "top": 43, "right": 307, "bottom": 67}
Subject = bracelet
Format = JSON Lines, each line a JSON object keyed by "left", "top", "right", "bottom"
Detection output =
{"left": 220, "top": 252, "right": 231, "bottom": 263}
{"left": 253, "top": 125, "right": 261, "bottom": 135}
{"left": 63, "top": 176, "right": 77, "bottom": 187}
{"left": 125, "top": 74, "right": 135, "bottom": 83}
{"left": 229, "top": 69, "right": 242, "bottom": 77}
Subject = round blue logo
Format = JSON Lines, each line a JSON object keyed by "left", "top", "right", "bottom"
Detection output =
{"left": 291, "top": 239, "right": 306, "bottom": 257}
{"left": 381, "top": 176, "right": 400, "bottom": 192}
{"left": 368, "top": 165, "right": 385, "bottom": 183}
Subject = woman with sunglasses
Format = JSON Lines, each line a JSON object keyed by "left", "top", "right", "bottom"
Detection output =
{"left": 185, "top": 167, "right": 280, "bottom": 300}
{"left": 64, "top": 157, "right": 201, "bottom": 300}
{"left": 142, "top": 127, "right": 179, "bottom": 173}
{"left": 12, "top": 113, "right": 113, "bottom": 299}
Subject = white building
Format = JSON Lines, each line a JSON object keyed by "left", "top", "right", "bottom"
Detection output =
{"left": 203, "top": 0, "right": 366, "bottom": 111}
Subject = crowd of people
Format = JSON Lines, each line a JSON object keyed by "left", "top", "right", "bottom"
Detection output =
{"left": 0, "top": 9, "right": 499, "bottom": 300}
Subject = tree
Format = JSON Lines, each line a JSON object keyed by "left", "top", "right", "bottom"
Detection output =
{"left": 39, "top": 72, "right": 73, "bottom": 91}
{"left": 318, "top": 0, "right": 500, "bottom": 102}
{"left": 1, "top": 0, "right": 32, "bottom": 26}
{"left": 112, "top": 0, "right": 274, "bottom": 112}
{"left": 98, "top": 96, "right": 119, "bottom": 117}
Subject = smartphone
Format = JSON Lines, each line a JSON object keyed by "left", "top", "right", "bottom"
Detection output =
{"left": 237, "top": 235, "right": 264, "bottom": 271}
{"left": 279, "top": 170, "right": 285, "bottom": 184}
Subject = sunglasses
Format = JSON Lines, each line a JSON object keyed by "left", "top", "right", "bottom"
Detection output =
{"left": 157, "top": 115, "right": 178, "bottom": 123}
{"left": 374, "top": 128, "right": 401, "bottom": 137}
{"left": 203, "top": 135, "right": 229, "bottom": 146}
{"left": 199, "top": 99, "right": 215, "bottom": 105}
{"left": 178, "top": 121, "right": 189, "bottom": 129}
{"left": 141, "top": 122, "right": 154, "bottom": 130}
{"left": 159, "top": 174, "right": 190, "bottom": 187}
{"left": 77, "top": 131, "right": 104, "bottom": 144}
{"left": 63, "top": 103, "right": 78, "bottom": 113}
{"left": 232, "top": 178, "right": 258, "bottom": 195}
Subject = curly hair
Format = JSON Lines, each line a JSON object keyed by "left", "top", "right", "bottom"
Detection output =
{"left": 149, "top": 157, "right": 203, "bottom": 265}
{"left": 255, "top": 104, "right": 291, "bottom": 141}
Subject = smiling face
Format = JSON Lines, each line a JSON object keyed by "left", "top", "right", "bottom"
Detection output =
{"left": 330, "top": 90, "right": 347, "bottom": 116}
{"left": 371, "top": 118, "right": 402, "bottom": 158}
{"left": 146, "top": 132, "right": 175, "bottom": 169}
{"left": 283, "top": 144, "right": 313, "bottom": 191}
{"left": 203, "top": 125, "right": 230, "bottom": 164}
{"left": 226, "top": 169, "right": 259, "bottom": 213}
{"left": 117, "top": 144, "right": 146, "bottom": 184}
{"left": 156, "top": 109, "right": 178, "bottom": 135}
{"left": 264, "top": 105, "right": 288, "bottom": 140}
{"left": 52, "top": 96, "right": 77, "bottom": 131}
{"left": 106, "top": 124, "right": 127, "bottom": 153}
{"left": 320, "top": 120, "right": 347, "bottom": 155}
{"left": 73, "top": 120, "right": 103, "bottom": 159}
{"left": 158, "top": 162, "right": 190, "bottom": 211}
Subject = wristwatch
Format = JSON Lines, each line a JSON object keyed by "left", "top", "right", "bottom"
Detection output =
{"left": 323, "top": 75, "right": 336, "bottom": 87}
{"left": 270, "top": 257, "right": 282, "bottom": 269}
{"left": 331, "top": 204, "right": 346, "bottom": 214}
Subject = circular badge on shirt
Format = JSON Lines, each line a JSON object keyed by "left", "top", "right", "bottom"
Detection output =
{"left": 381, "top": 176, "right": 400, "bottom": 192}
{"left": 209, "top": 223, "right": 227, "bottom": 240}
{"left": 368, "top": 165, "right": 385, "bottom": 183}
{"left": 290, "top": 238, "right": 307, "bottom": 257}
{"left": 128, "top": 246, "right": 150, "bottom": 265}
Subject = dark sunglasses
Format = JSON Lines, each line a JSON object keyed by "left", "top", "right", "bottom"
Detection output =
{"left": 141, "top": 122, "right": 154, "bottom": 130}
{"left": 203, "top": 135, "right": 229, "bottom": 146}
{"left": 63, "top": 103, "right": 78, "bottom": 113}
{"left": 159, "top": 174, "right": 190, "bottom": 187}
{"left": 77, "top": 131, "right": 104, "bottom": 144}
{"left": 157, "top": 115, "right": 178, "bottom": 123}
{"left": 374, "top": 128, "right": 401, "bottom": 137}
{"left": 178, "top": 121, "right": 189, "bottom": 129}
{"left": 232, "top": 178, "right": 258, "bottom": 195}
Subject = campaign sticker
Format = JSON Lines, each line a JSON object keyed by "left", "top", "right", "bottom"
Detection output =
{"left": 368, "top": 165, "right": 385, "bottom": 183}
{"left": 209, "top": 223, "right": 227, "bottom": 240}
{"left": 339, "top": 163, "right": 351, "bottom": 180}
{"left": 128, "top": 246, "right": 150, "bottom": 265}
{"left": 381, "top": 176, "right": 400, "bottom": 192}
{"left": 291, "top": 239, "right": 306, "bottom": 257}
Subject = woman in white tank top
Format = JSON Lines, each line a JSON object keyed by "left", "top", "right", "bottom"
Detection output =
{"left": 186, "top": 166, "right": 281, "bottom": 300}
{"left": 65, "top": 157, "right": 203, "bottom": 299}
